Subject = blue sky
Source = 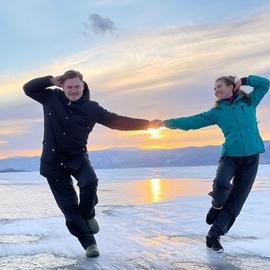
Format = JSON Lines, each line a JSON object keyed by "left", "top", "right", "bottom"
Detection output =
{"left": 1, "top": 0, "right": 270, "bottom": 158}
{"left": 1, "top": 0, "right": 269, "bottom": 73}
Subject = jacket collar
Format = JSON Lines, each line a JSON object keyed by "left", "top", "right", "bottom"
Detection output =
{"left": 219, "top": 93, "right": 244, "bottom": 106}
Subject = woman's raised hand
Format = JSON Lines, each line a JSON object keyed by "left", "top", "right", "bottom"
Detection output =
{"left": 234, "top": 79, "right": 242, "bottom": 91}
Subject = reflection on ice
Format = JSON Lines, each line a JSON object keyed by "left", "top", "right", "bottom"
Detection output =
{"left": 99, "top": 178, "right": 211, "bottom": 206}
{"left": 151, "top": 178, "right": 162, "bottom": 203}
{"left": 0, "top": 167, "right": 270, "bottom": 269}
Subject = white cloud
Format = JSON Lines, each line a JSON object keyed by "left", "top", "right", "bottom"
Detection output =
{"left": 1, "top": 8, "right": 270, "bottom": 155}
{"left": 2, "top": 8, "right": 270, "bottom": 111}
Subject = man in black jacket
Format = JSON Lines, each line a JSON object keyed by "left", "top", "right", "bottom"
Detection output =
{"left": 23, "top": 70, "right": 161, "bottom": 257}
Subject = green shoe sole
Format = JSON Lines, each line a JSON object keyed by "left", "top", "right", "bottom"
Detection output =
{"left": 86, "top": 244, "right": 100, "bottom": 257}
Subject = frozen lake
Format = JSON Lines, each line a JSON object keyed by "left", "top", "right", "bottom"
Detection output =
{"left": 0, "top": 165, "right": 270, "bottom": 269}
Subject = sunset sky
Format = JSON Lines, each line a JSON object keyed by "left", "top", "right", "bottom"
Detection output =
{"left": 1, "top": 0, "right": 270, "bottom": 158}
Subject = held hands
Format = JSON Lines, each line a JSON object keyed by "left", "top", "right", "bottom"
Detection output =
{"left": 149, "top": 119, "right": 165, "bottom": 129}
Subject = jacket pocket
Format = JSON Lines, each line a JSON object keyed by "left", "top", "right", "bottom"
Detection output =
{"left": 40, "top": 159, "right": 64, "bottom": 180}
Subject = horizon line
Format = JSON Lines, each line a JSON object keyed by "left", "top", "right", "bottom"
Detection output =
{"left": 1, "top": 140, "right": 270, "bottom": 160}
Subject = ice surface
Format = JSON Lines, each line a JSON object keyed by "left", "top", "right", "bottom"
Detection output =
{"left": 0, "top": 165, "right": 270, "bottom": 269}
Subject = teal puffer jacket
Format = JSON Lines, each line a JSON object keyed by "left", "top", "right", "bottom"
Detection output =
{"left": 164, "top": 75, "right": 269, "bottom": 156}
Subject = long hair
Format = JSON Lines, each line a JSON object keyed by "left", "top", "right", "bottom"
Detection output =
{"left": 215, "top": 75, "right": 251, "bottom": 107}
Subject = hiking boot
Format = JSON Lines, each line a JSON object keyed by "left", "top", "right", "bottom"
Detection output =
{"left": 206, "top": 235, "right": 224, "bottom": 252}
{"left": 206, "top": 207, "right": 221, "bottom": 225}
{"left": 86, "top": 244, "right": 100, "bottom": 257}
{"left": 87, "top": 217, "right": 99, "bottom": 234}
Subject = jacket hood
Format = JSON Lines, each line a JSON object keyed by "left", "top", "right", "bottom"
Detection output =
{"left": 82, "top": 81, "right": 90, "bottom": 101}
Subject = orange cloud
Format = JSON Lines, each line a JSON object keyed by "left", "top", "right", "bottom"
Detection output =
{"left": 1, "top": 9, "right": 270, "bottom": 158}
{"left": 0, "top": 118, "right": 42, "bottom": 137}
{"left": 0, "top": 148, "right": 41, "bottom": 159}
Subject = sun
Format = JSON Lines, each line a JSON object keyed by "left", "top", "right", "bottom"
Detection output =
{"left": 147, "top": 127, "right": 166, "bottom": 139}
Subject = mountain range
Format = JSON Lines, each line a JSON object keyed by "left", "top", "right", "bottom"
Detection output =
{"left": 0, "top": 141, "right": 269, "bottom": 171}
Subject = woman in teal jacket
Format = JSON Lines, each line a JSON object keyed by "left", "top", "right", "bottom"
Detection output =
{"left": 164, "top": 75, "right": 269, "bottom": 252}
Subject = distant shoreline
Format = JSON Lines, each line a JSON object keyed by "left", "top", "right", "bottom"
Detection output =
{"left": 0, "top": 169, "right": 29, "bottom": 173}
{"left": 0, "top": 162, "right": 269, "bottom": 172}
{"left": 0, "top": 142, "right": 269, "bottom": 171}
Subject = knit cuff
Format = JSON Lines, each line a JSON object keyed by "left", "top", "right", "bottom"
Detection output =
{"left": 240, "top": 77, "right": 247, "bottom": 85}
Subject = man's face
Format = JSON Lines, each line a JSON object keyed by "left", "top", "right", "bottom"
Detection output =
{"left": 63, "top": 77, "right": 84, "bottom": 101}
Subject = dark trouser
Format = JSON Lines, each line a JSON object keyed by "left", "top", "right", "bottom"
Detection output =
{"left": 47, "top": 161, "right": 98, "bottom": 249}
{"left": 208, "top": 154, "right": 259, "bottom": 237}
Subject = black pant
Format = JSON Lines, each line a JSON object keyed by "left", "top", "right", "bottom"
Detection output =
{"left": 47, "top": 161, "right": 98, "bottom": 249}
{"left": 208, "top": 154, "right": 259, "bottom": 236}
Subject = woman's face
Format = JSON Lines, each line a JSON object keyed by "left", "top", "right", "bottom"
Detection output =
{"left": 214, "top": 80, "right": 234, "bottom": 100}
{"left": 63, "top": 77, "right": 84, "bottom": 101}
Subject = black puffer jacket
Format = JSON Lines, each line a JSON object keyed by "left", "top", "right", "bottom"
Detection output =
{"left": 23, "top": 76, "right": 150, "bottom": 179}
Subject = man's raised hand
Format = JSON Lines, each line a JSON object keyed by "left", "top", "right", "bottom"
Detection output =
{"left": 50, "top": 76, "right": 63, "bottom": 87}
